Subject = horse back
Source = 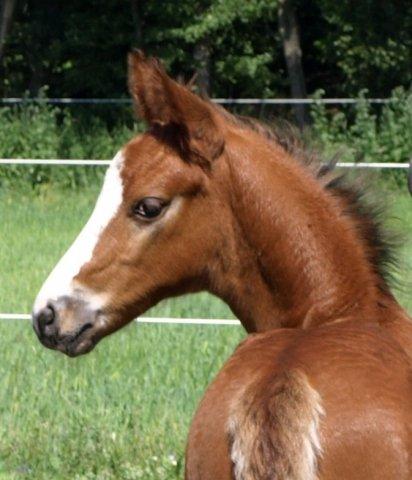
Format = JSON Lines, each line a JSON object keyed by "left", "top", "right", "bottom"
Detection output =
{"left": 185, "top": 322, "right": 412, "bottom": 479}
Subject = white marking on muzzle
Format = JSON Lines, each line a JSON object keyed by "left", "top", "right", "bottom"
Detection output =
{"left": 33, "top": 151, "right": 125, "bottom": 315}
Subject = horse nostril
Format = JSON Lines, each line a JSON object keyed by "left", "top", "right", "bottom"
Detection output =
{"left": 38, "top": 305, "right": 56, "bottom": 328}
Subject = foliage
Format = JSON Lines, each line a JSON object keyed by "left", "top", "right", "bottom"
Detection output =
{"left": 312, "top": 0, "right": 412, "bottom": 96}
{"left": 168, "top": 0, "right": 280, "bottom": 97}
{"left": 310, "top": 87, "right": 412, "bottom": 185}
{"left": 0, "top": 86, "right": 410, "bottom": 189}
{"left": 0, "top": 97, "right": 142, "bottom": 189}
{"left": 1, "top": 1, "right": 411, "bottom": 99}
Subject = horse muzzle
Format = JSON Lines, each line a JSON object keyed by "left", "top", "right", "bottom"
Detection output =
{"left": 32, "top": 296, "right": 104, "bottom": 357}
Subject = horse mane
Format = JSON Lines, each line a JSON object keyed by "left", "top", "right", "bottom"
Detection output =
{"left": 221, "top": 111, "right": 399, "bottom": 294}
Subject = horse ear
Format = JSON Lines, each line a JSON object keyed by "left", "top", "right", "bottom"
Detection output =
{"left": 127, "top": 50, "right": 224, "bottom": 166}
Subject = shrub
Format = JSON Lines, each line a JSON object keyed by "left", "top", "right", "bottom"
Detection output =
{"left": 311, "top": 88, "right": 412, "bottom": 162}
{"left": 310, "top": 87, "right": 412, "bottom": 187}
{"left": 0, "top": 95, "right": 143, "bottom": 189}
{"left": 0, "top": 88, "right": 410, "bottom": 190}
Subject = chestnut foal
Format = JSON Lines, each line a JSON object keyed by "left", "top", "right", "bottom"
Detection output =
{"left": 32, "top": 52, "right": 411, "bottom": 478}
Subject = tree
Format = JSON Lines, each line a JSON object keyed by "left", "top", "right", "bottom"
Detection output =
{"left": 278, "top": 0, "right": 309, "bottom": 128}
{"left": 0, "top": 0, "right": 16, "bottom": 62}
{"left": 193, "top": 40, "right": 211, "bottom": 95}
{"left": 1, "top": 0, "right": 411, "bottom": 104}
{"left": 311, "top": 0, "right": 412, "bottom": 96}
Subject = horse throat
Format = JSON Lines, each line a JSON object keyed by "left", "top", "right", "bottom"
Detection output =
{"left": 211, "top": 138, "right": 394, "bottom": 332}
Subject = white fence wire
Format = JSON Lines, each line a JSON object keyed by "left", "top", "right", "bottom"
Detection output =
{"left": 0, "top": 97, "right": 398, "bottom": 105}
{"left": 0, "top": 313, "right": 240, "bottom": 326}
{"left": 1, "top": 157, "right": 410, "bottom": 324}
{"left": 0, "top": 159, "right": 410, "bottom": 169}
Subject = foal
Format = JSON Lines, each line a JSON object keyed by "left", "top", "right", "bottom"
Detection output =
{"left": 31, "top": 52, "right": 411, "bottom": 478}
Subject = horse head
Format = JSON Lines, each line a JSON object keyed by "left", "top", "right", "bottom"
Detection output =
{"left": 32, "top": 51, "right": 237, "bottom": 356}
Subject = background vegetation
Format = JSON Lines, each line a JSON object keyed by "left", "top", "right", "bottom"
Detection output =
{"left": 1, "top": 0, "right": 411, "bottom": 99}
{"left": 0, "top": 0, "right": 411, "bottom": 189}
{"left": 0, "top": 88, "right": 410, "bottom": 189}
{"left": 0, "top": 186, "right": 410, "bottom": 479}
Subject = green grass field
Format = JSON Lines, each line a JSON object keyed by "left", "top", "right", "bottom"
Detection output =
{"left": 0, "top": 185, "right": 411, "bottom": 479}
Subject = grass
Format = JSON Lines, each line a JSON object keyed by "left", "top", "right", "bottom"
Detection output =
{"left": 391, "top": 193, "right": 412, "bottom": 309}
{"left": 0, "top": 183, "right": 411, "bottom": 479}
{"left": 0, "top": 322, "right": 242, "bottom": 480}
{"left": 0, "top": 185, "right": 240, "bottom": 480}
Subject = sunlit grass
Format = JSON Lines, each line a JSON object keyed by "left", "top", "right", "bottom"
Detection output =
{"left": 0, "top": 185, "right": 240, "bottom": 480}
{"left": 0, "top": 320, "right": 244, "bottom": 479}
{"left": 0, "top": 184, "right": 410, "bottom": 479}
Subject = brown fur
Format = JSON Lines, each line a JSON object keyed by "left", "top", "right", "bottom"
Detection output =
{"left": 228, "top": 369, "right": 323, "bottom": 480}
{"left": 187, "top": 323, "right": 412, "bottom": 479}
{"left": 226, "top": 115, "right": 399, "bottom": 295}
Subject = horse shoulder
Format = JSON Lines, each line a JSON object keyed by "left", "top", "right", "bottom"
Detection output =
{"left": 185, "top": 329, "right": 312, "bottom": 480}
{"left": 228, "top": 367, "right": 324, "bottom": 480}
{"left": 186, "top": 324, "right": 412, "bottom": 480}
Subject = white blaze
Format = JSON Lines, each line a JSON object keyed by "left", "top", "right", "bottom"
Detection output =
{"left": 33, "top": 151, "right": 125, "bottom": 315}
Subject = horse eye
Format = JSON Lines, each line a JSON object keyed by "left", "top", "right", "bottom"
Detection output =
{"left": 132, "top": 197, "right": 167, "bottom": 220}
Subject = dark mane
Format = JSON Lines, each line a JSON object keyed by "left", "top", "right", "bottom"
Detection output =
{"left": 224, "top": 111, "right": 399, "bottom": 293}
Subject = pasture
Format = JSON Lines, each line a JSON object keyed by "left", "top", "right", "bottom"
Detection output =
{"left": 0, "top": 184, "right": 411, "bottom": 479}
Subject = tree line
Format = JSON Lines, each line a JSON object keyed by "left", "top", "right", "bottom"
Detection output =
{"left": 0, "top": 0, "right": 411, "bottom": 126}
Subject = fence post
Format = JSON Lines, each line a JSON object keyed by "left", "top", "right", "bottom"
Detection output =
{"left": 408, "top": 159, "right": 412, "bottom": 196}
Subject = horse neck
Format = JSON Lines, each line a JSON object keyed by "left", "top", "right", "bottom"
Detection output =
{"left": 210, "top": 131, "right": 398, "bottom": 332}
